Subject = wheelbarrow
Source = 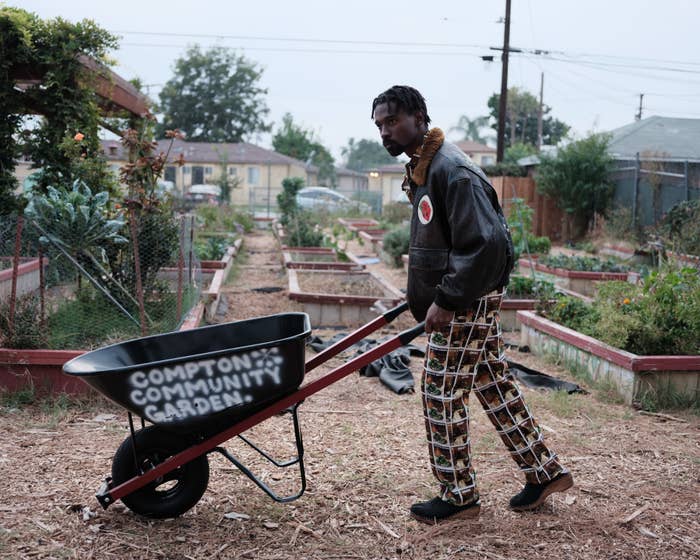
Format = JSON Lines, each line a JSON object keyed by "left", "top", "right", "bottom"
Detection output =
{"left": 63, "top": 302, "right": 423, "bottom": 519}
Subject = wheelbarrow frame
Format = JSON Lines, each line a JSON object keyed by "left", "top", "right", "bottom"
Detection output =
{"left": 94, "top": 302, "right": 424, "bottom": 513}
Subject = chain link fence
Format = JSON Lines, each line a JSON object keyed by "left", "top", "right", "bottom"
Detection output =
{"left": 0, "top": 210, "right": 203, "bottom": 350}
{"left": 609, "top": 157, "right": 700, "bottom": 227}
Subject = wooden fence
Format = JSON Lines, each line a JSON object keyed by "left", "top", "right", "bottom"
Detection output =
{"left": 489, "top": 176, "right": 563, "bottom": 241}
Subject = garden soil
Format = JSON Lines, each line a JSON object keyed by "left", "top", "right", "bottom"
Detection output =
{"left": 0, "top": 229, "right": 698, "bottom": 560}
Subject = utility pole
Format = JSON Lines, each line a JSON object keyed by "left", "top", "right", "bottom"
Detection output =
{"left": 496, "top": 0, "right": 512, "bottom": 163}
{"left": 537, "top": 72, "right": 544, "bottom": 152}
{"left": 635, "top": 93, "right": 644, "bottom": 121}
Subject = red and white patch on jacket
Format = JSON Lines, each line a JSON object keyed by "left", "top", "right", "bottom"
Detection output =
{"left": 417, "top": 194, "right": 433, "bottom": 225}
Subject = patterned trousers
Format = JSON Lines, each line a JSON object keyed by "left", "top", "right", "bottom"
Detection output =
{"left": 421, "top": 290, "right": 565, "bottom": 505}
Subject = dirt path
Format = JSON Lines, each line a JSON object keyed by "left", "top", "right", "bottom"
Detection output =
{"left": 0, "top": 228, "right": 698, "bottom": 560}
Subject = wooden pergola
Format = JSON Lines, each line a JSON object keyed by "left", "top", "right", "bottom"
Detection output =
{"left": 11, "top": 54, "right": 148, "bottom": 117}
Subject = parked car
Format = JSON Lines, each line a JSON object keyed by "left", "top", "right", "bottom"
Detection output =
{"left": 296, "top": 186, "right": 371, "bottom": 214}
{"left": 185, "top": 184, "right": 221, "bottom": 205}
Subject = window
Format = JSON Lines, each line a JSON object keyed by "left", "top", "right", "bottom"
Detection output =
{"left": 481, "top": 156, "right": 495, "bottom": 166}
{"left": 205, "top": 166, "right": 213, "bottom": 175}
{"left": 183, "top": 166, "right": 190, "bottom": 174}
{"left": 247, "top": 166, "right": 260, "bottom": 185}
{"left": 109, "top": 146, "right": 118, "bottom": 156}
{"left": 228, "top": 166, "right": 238, "bottom": 176}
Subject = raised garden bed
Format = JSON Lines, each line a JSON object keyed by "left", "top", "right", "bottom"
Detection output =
{"left": 337, "top": 217, "right": 380, "bottom": 232}
{"left": 358, "top": 229, "right": 387, "bottom": 254}
{"left": 288, "top": 268, "right": 404, "bottom": 326}
{"left": 668, "top": 250, "right": 700, "bottom": 270}
{"left": 0, "top": 256, "right": 47, "bottom": 300}
{"left": 0, "top": 242, "right": 242, "bottom": 396}
{"left": 281, "top": 247, "right": 364, "bottom": 271}
{"left": 517, "top": 257, "right": 637, "bottom": 297}
{"left": 518, "top": 310, "right": 700, "bottom": 405}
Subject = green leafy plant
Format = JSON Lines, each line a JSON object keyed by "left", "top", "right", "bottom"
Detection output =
{"left": 0, "top": 294, "right": 47, "bottom": 349}
{"left": 538, "top": 254, "right": 631, "bottom": 273}
{"left": 507, "top": 198, "right": 551, "bottom": 259}
{"left": 195, "top": 236, "right": 228, "bottom": 261}
{"left": 382, "top": 224, "right": 410, "bottom": 267}
{"left": 540, "top": 267, "right": 700, "bottom": 356}
{"left": 380, "top": 202, "right": 412, "bottom": 226}
{"left": 506, "top": 275, "right": 555, "bottom": 299}
{"left": 277, "top": 177, "right": 324, "bottom": 247}
{"left": 657, "top": 199, "right": 700, "bottom": 256}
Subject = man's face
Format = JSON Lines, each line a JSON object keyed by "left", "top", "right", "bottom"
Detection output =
{"left": 373, "top": 102, "right": 423, "bottom": 157}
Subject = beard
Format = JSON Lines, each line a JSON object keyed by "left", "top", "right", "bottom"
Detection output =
{"left": 383, "top": 141, "right": 406, "bottom": 157}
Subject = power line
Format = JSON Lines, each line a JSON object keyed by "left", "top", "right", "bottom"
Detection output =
{"left": 119, "top": 42, "right": 489, "bottom": 57}
{"left": 112, "top": 29, "right": 700, "bottom": 68}
{"left": 114, "top": 29, "right": 487, "bottom": 50}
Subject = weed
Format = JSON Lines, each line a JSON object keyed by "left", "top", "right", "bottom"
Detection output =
{"left": 0, "top": 386, "right": 35, "bottom": 408}
{"left": 225, "top": 244, "right": 248, "bottom": 285}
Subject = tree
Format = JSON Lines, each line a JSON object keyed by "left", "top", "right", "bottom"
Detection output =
{"left": 341, "top": 138, "right": 397, "bottom": 171}
{"left": 449, "top": 115, "right": 493, "bottom": 145}
{"left": 536, "top": 134, "right": 614, "bottom": 240}
{"left": 157, "top": 45, "right": 271, "bottom": 142}
{"left": 503, "top": 142, "right": 537, "bottom": 165}
{"left": 487, "top": 87, "right": 569, "bottom": 148}
{"left": 272, "top": 113, "right": 336, "bottom": 186}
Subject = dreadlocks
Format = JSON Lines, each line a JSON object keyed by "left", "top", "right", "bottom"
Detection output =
{"left": 371, "top": 85, "right": 431, "bottom": 126}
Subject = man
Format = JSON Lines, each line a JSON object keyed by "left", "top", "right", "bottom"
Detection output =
{"left": 371, "top": 85, "right": 573, "bottom": 524}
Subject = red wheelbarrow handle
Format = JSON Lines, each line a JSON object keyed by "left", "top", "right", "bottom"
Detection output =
{"left": 305, "top": 301, "right": 409, "bottom": 372}
{"left": 101, "top": 318, "right": 425, "bottom": 508}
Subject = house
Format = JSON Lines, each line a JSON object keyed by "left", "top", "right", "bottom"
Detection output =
{"left": 605, "top": 116, "right": 700, "bottom": 225}
{"left": 101, "top": 138, "right": 318, "bottom": 207}
{"left": 367, "top": 163, "right": 408, "bottom": 206}
{"left": 366, "top": 141, "right": 498, "bottom": 207}
{"left": 607, "top": 116, "right": 700, "bottom": 160}
{"left": 455, "top": 140, "right": 497, "bottom": 167}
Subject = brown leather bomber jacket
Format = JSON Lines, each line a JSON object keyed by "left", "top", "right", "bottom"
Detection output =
{"left": 406, "top": 141, "right": 514, "bottom": 322}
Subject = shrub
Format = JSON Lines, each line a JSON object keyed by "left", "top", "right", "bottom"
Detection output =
{"left": 382, "top": 224, "right": 410, "bottom": 267}
{"left": 381, "top": 202, "right": 412, "bottom": 225}
{"left": 540, "top": 267, "right": 700, "bottom": 356}
{"left": 657, "top": 199, "right": 700, "bottom": 256}
{"left": 507, "top": 198, "right": 551, "bottom": 259}
{"left": 539, "top": 254, "right": 631, "bottom": 273}
{"left": 0, "top": 294, "right": 46, "bottom": 349}
{"left": 506, "top": 275, "right": 555, "bottom": 299}
{"left": 195, "top": 236, "right": 228, "bottom": 260}
{"left": 536, "top": 133, "right": 614, "bottom": 240}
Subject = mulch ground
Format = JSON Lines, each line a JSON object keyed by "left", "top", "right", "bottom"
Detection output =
{"left": 0, "top": 229, "right": 698, "bottom": 560}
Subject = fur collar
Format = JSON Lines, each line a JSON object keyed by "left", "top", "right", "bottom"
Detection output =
{"left": 411, "top": 127, "right": 445, "bottom": 186}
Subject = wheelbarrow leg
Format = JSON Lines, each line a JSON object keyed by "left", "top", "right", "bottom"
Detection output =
{"left": 213, "top": 402, "right": 307, "bottom": 503}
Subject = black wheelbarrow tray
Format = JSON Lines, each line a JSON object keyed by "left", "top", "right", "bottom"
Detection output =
{"left": 63, "top": 302, "right": 423, "bottom": 519}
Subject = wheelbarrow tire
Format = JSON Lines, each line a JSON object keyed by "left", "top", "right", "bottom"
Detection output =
{"left": 112, "top": 425, "right": 209, "bottom": 519}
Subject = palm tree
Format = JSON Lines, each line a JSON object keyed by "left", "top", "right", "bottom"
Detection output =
{"left": 450, "top": 115, "right": 493, "bottom": 145}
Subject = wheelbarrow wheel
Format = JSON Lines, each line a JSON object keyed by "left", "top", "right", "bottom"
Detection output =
{"left": 111, "top": 426, "right": 209, "bottom": 519}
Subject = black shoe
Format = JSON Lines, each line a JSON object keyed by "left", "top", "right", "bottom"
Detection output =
{"left": 410, "top": 497, "right": 481, "bottom": 525}
{"left": 509, "top": 471, "right": 574, "bottom": 511}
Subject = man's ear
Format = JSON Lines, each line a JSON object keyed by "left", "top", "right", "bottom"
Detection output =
{"left": 414, "top": 111, "right": 425, "bottom": 128}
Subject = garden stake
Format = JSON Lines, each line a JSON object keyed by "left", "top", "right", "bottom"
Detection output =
{"left": 128, "top": 207, "right": 147, "bottom": 336}
{"left": 8, "top": 215, "right": 23, "bottom": 340}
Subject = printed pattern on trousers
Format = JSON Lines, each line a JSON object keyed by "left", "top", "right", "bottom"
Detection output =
{"left": 421, "top": 290, "right": 564, "bottom": 505}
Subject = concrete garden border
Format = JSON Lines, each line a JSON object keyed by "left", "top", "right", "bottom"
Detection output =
{"left": 288, "top": 268, "right": 404, "bottom": 326}
{"left": 517, "top": 258, "right": 638, "bottom": 297}
{"left": 518, "top": 310, "right": 700, "bottom": 405}
{"left": 281, "top": 247, "right": 364, "bottom": 271}
{"left": 0, "top": 257, "right": 47, "bottom": 300}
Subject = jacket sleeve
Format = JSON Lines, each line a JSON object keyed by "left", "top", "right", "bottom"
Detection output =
{"left": 433, "top": 174, "right": 509, "bottom": 311}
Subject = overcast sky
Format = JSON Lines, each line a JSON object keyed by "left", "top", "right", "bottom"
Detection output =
{"left": 18, "top": 0, "right": 700, "bottom": 161}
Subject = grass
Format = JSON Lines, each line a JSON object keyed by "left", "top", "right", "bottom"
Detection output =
{"left": 0, "top": 387, "right": 106, "bottom": 428}
{"left": 46, "top": 285, "right": 198, "bottom": 350}
{"left": 225, "top": 241, "right": 248, "bottom": 285}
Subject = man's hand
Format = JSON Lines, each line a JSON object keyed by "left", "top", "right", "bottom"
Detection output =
{"left": 424, "top": 302, "right": 454, "bottom": 334}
